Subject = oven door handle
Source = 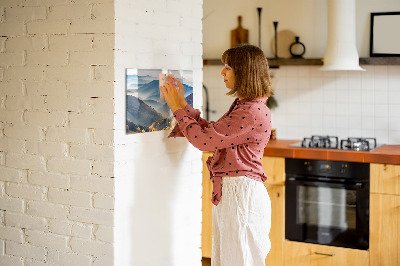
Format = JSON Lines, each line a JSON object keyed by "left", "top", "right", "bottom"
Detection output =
{"left": 286, "top": 177, "right": 364, "bottom": 189}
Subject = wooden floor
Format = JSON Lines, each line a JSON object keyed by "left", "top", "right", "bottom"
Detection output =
{"left": 202, "top": 257, "right": 211, "bottom": 266}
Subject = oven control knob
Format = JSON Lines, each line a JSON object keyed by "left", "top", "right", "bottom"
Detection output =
{"left": 340, "top": 164, "right": 347, "bottom": 174}
{"left": 304, "top": 161, "right": 312, "bottom": 171}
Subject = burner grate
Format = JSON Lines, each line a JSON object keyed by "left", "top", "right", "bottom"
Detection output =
{"left": 340, "top": 137, "right": 377, "bottom": 151}
{"left": 301, "top": 135, "right": 339, "bottom": 149}
{"left": 296, "top": 136, "right": 378, "bottom": 151}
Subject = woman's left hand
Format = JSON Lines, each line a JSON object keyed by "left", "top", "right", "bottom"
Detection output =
{"left": 160, "top": 76, "right": 185, "bottom": 113}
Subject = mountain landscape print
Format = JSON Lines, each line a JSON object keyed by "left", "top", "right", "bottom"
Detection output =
{"left": 126, "top": 69, "right": 194, "bottom": 134}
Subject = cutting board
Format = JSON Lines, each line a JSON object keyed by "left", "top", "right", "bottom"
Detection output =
{"left": 231, "top": 16, "right": 249, "bottom": 48}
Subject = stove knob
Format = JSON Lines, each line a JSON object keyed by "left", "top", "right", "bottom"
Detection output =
{"left": 340, "top": 164, "right": 347, "bottom": 174}
{"left": 305, "top": 162, "right": 312, "bottom": 171}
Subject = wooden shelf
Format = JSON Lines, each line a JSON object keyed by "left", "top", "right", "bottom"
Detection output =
{"left": 268, "top": 58, "right": 323, "bottom": 67}
{"left": 203, "top": 58, "right": 323, "bottom": 67}
{"left": 203, "top": 57, "right": 400, "bottom": 67}
{"left": 359, "top": 57, "right": 400, "bottom": 65}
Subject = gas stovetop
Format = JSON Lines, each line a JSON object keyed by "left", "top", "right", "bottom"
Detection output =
{"left": 289, "top": 135, "right": 382, "bottom": 151}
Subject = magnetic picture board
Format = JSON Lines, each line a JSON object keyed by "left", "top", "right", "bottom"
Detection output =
{"left": 125, "top": 69, "right": 193, "bottom": 134}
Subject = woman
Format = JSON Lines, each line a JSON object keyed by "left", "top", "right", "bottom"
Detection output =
{"left": 161, "top": 44, "right": 273, "bottom": 266}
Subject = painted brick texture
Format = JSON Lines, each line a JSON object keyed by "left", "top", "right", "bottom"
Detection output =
{"left": 0, "top": 0, "right": 115, "bottom": 265}
{"left": 1, "top": 0, "right": 204, "bottom": 265}
{"left": 113, "top": 0, "right": 203, "bottom": 265}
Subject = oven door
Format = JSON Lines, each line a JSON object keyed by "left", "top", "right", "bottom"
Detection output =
{"left": 285, "top": 177, "right": 369, "bottom": 250}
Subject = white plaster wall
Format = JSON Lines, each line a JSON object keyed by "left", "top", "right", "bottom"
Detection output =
{"left": 203, "top": 0, "right": 400, "bottom": 58}
{"left": 0, "top": 0, "right": 115, "bottom": 265}
{"left": 203, "top": 0, "right": 400, "bottom": 145}
{"left": 113, "top": 0, "right": 203, "bottom": 265}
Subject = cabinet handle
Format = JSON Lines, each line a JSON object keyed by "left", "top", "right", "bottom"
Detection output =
{"left": 314, "top": 252, "right": 335, "bottom": 257}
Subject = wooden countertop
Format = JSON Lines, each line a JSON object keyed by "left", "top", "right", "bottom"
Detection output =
{"left": 263, "top": 139, "right": 400, "bottom": 165}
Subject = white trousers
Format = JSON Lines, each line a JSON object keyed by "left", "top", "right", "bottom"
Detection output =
{"left": 212, "top": 176, "right": 271, "bottom": 266}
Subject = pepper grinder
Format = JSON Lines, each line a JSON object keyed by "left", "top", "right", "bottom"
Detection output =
{"left": 273, "top": 21, "right": 279, "bottom": 58}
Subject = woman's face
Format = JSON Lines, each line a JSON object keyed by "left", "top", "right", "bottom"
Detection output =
{"left": 221, "top": 64, "right": 235, "bottom": 89}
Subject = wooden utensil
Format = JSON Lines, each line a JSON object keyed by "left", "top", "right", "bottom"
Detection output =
{"left": 231, "top": 16, "right": 249, "bottom": 48}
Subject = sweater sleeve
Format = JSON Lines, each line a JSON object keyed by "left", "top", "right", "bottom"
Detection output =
{"left": 172, "top": 106, "right": 257, "bottom": 152}
{"left": 168, "top": 104, "right": 211, "bottom": 138}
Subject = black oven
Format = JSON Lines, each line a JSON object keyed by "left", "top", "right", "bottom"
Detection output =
{"left": 285, "top": 158, "right": 369, "bottom": 250}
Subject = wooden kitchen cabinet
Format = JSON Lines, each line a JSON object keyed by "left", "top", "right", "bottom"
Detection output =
{"left": 264, "top": 184, "right": 285, "bottom": 266}
{"left": 370, "top": 193, "right": 400, "bottom": 266}
{"left": 370, "top": 163, "right": 400, "bottom": 266}
{"left": 370, "top": 163, "right": 400, "bottom": 195}
{"left": 202, "top": 152, "right": 213, "bottom": 258}
{"left": 262, "top": 156, "right": 285, "bottom": 266}
{"left": 284, "top": 241, "right": 369, "bottom": 266}
{"left": 201, "top": 154, "right": 286, "bottom": 266}
{"left": 261, "top": 156, "right": 285, "bottom": 185}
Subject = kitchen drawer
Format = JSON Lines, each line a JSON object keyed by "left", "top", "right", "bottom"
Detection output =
{"left": 284, "top": 241, "right": 369, "bottom": 266}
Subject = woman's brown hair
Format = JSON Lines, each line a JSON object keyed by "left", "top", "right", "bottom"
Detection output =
{"left": 221, "top": 44, "right": 273, "bottom": 99}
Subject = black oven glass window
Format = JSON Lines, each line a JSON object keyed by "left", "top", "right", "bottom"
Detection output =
{"left": 297, "top": 186, "right": 357, "bottom": 242}
{"left": 285, "top": 158, "right": 370, "bottom": 250}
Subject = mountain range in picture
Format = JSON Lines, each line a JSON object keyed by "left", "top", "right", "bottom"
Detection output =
{"left": 126, "top": 69, "right": 194, "bottom": 134}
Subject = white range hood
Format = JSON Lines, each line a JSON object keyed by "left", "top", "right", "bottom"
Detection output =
{"left": 320, "top": 0, "right": 365, "bottom": 71}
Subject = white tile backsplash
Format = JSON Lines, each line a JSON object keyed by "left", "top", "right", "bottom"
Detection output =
{"left": 203, "top": 64, "right": 400, "bottom": 145}
{"left": 374, "top": 78, "right": 388, "bottom": 91}
{"left": 375, "top": 104, "right": 389, "bottom": 117}
{"left": 388, "top": 76, "right": 400, "bottom": 91}
{"left": 375, "top": 130, "right": 389, "bottom": 144}
{"left": 361, "top": 104, "right": 375, "bottom": 117}
{"left": 272, "top": 65, "right": 400, "bottom": 144}
{"left": 389, "top": 104, "right": 400, "bottom": 117}
{"left": 323, "top": 103, "right": 336, "bottom": 116}
{"left": 374, "top": 90, "right": 388, "bottom": 104}
{"left": 388, "top": 91, "right": 400, "bottom": 104}
{"left": 362, "top": 90, "right": 375, "bottom": 103}
{"left": 374, "top": 65, "right": 388, "bottom": 76}
{"left": 389, "top": 117, "right": 400, "bottom": 131}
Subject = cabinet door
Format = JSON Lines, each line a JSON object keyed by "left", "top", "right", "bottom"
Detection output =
{"left": 370, "top": 193, "right": 400, "bottom": 266}
{"left": 265, "top": 184, "right": 284, "bottom": 266}
{"left": 370, "top": 163, "right": 400, "bottom": 195}
{"left": 262, "top": 156, "right": 285, "bottom": 185}
{"left": 284, "top": 241, "right": 369, "bottom": 266}
{"left": 202, "top": 152, "right": 213, "bottom": 258}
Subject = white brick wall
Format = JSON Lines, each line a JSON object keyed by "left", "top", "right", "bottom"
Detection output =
{"left": 1, "top": 0, "right": 204, "bottom": 264}
{"left": 0, "top": 0, "right": 115, "bottom": 265}
{"left": 114, "top": 0, "right": 203, "bottom": 265}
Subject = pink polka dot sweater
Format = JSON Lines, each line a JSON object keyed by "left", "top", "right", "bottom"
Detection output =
{"left": 169, "top": 97, "right": 272, "bottom": 206}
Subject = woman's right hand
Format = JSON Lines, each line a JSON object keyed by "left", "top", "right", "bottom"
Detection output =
{"left": 167, "top": 75, "right": 187, "bottom": 108}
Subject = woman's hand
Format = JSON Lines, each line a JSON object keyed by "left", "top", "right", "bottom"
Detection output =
{"left": 160, "top": 76, "right": 186, "bottom": 113}
{"left": 168, "top": 75, "right": 187, "bottom": 108}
